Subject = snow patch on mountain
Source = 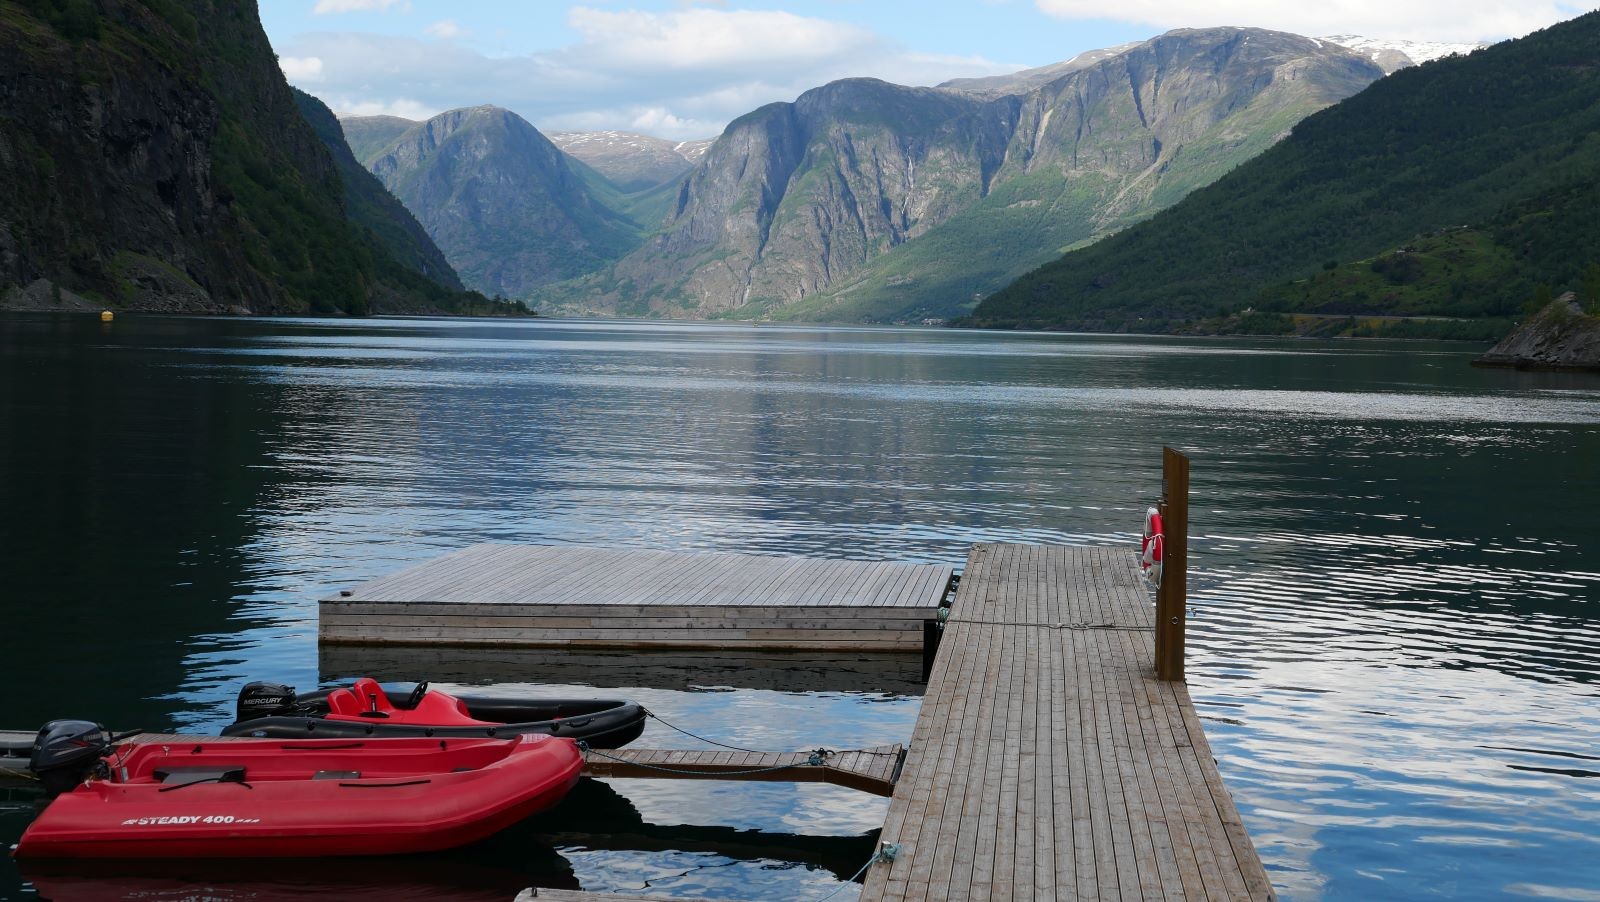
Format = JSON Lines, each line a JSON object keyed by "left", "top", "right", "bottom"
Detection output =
{"left": 551, "top": 131, "right": 713, "bottom": 164}
{"left": 1320, "top": 34, "right": 1488, "bottom": 72}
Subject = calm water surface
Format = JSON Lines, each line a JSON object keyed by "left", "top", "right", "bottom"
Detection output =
{"left": 1, "top": 314, "right": 1597, "bottom": 900}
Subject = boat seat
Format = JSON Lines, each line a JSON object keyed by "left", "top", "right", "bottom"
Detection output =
{"left": 325, "top": 689, "right": 363, "bottom": 716}
{"left": 349, "top": 678, "right": 394, "bottom": 718}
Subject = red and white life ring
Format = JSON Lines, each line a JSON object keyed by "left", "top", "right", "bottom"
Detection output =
{"left": 1141, "top": 506, "right": 1164, "bottom": 587}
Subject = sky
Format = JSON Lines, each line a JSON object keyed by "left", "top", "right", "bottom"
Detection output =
{"left": 259, "top": 0, "right": 1600, "bottom": 141}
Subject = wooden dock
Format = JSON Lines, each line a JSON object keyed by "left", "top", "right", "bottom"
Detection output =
{"left": 320, "top": 545, "right": 953, "bottom": 651}
{"left": 861, "top": 543, "right": 1272, "bottom": 901}
{"left": 20, "top": 451, "right": 1276, "bottom": 900}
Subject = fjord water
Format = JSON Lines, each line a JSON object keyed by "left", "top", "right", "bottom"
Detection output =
{"left": 1, "top": 314, "right": 1597, "bottom": 901}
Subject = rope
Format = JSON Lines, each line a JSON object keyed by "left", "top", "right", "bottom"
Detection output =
{"left": 579, "top": 741, "right": 835, "bottom": 777}
{"left": 811, "top": 843, "right": 899, "bottom": 902}
{"left": 946, "top": 618, "right": 1153, "bottom": 631}
{"left": 641, "top": 709, "right": 771, "bottom": 753}
{"left": 0, "top": 766, "right": 38, "bottom": 782}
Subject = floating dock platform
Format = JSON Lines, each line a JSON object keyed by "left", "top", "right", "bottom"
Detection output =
{"left": 320, "top": 544, "right": 954, "bottom": 651}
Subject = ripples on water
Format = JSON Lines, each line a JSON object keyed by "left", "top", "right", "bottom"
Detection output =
{"left": 0, "top": 315, "right": 1597, "bottom": 900}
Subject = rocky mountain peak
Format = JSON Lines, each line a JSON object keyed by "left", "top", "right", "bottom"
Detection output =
{"left": 553, "top": 25, "right": 1382, "bottom": 321}
{"left": 366, "top": 106, "right": 641, "bottom": 298}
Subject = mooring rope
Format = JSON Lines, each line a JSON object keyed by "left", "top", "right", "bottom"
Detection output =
{"left": 641, "top": 709, "right": 901, "bottom": 757}
{"left": 811, "top": 842, "right": 900, "bottom": 902}
{"left": 640, "top": 708, "right": 772, "bottom": 753}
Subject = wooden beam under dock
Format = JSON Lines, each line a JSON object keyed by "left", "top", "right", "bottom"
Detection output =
{"left": 581, "top": 744, "right": 905, "bottom": 798}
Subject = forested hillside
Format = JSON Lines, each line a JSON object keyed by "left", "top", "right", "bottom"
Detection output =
{"left": 970, "top": 12, "right": 1600, "bottom": 334}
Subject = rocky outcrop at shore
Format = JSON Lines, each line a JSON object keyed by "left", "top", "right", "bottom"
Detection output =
{"left": 1474, "top": 294, "right": 1600, "bottom": 371}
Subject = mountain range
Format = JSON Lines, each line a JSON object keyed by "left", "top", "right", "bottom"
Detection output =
{"left": 323, "top": 27, "right": 1512, "bottom": 326}
{"left": 543, "top": 27, "right": 1383, "bottom": 321}
{"left": 3, "top": 0, "right": 1545, "bottom": 332}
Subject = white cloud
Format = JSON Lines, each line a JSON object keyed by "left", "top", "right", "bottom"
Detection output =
{"left": 312, "top": 0, "right": 410, "bottom": 14}
{"left": 278, "top": 56, "right": 324, "bottom": 81}
{"left": 565, "top": 7, "right": 876, "bottom": 70}
{"left": 1033, "top": 0, "right": 1599, "bottom": 42}
{"left": 333, "top": 98, "right": 440, "bottom": 121}
{"left": 424, "top": 19, "right": 465, "bottom": 39}
{"left": 277, "top": 7, "right": 1020, "bottom": 141}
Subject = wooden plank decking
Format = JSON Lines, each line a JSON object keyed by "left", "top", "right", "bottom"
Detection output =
{"left": 861, "top": 543, "right": 1272, "bottom": 902}
{"left": 319, "top": 545, "right": 953, "bottom": 651}
{"left": 581, "top": 744, "right": 905, "bottom": 797}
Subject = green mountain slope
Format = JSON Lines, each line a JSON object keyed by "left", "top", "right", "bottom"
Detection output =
{"left": 340, "top": 114, "right": 416, "bottom": 163}
{"left": 368, "top": 106, "right": 644, "bottom": 298}
{"left": 0, "top": 0, "right": 478, "bottom": 315}
{"left": 970, "top": 13, "right": 1600, "bottom": 332}
{"left": 1248, "top": 179, "right": 1600, "bottom": 337}
{"left": 294, "top": 92, "right": 462, "bottom": 292}
{"left": 551, "top": 28, "right": 1380, "bottom": 322}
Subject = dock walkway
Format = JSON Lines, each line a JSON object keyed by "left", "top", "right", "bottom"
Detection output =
{"left": 320, "top": 544, "right": 953, "bottom": 651}
{"left": 862, "top": 543, "right": 1272, "bottom": 901}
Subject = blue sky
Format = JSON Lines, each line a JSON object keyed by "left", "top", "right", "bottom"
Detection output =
{"left": 260, "top": 2, "right": 1151, "bottom": 69}
{"left": 259, "top": 1, "right": 1598, "bottom": 140}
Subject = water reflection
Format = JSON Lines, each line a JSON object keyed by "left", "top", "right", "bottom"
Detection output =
{"left": 1, "top": 314, "right": 1597, "bottom": 900}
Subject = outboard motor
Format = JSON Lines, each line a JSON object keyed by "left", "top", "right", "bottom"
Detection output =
{"left": 234, "top": 681, "right": 298, "bottom": 724}
{"left": 30, "top": 720, "right": 111, "bottom": 797}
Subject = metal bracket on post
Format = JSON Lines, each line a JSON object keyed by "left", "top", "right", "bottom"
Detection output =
{"left": 1156, "top": 447, "right": 1189, "bottom": 682}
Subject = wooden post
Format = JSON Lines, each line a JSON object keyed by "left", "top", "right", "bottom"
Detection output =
{"left": 1156, "top": 447, "right": 1189, "bottom": 681}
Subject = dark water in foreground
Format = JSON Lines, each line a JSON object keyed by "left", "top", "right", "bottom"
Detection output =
{"left": 1, "top": 314, "right": 1597, "bottom": 901}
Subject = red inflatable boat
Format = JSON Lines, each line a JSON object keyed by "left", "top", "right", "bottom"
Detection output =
{"left": 13, "top": 727, "right": 582, "bottom": 859}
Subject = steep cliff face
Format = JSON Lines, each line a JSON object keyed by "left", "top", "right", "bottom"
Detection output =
{"left": 595, "top": 80, "right": 1006, "bottom": 316}
{"left": 560, "top": 27, "right": 1380, "bottom": 320}
{"left": 368, "top": 106, "right": 642, "bottom": 298}
{"left": 294, "top": 92, "right": 462, "bottom": 292}
{"left": 0, "top": 0, "right": 463, "bottom": 314}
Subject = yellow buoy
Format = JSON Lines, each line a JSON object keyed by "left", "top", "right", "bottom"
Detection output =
{"left": 100, "top": 310, "right": 114, "bottom": 322}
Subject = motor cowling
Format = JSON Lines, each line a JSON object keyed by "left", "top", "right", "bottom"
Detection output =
{"left": 234, "top": 681, "right": 298, "bottom": 724}
{"left": 30, "top": 720, "right": 110, "bottom": 797}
